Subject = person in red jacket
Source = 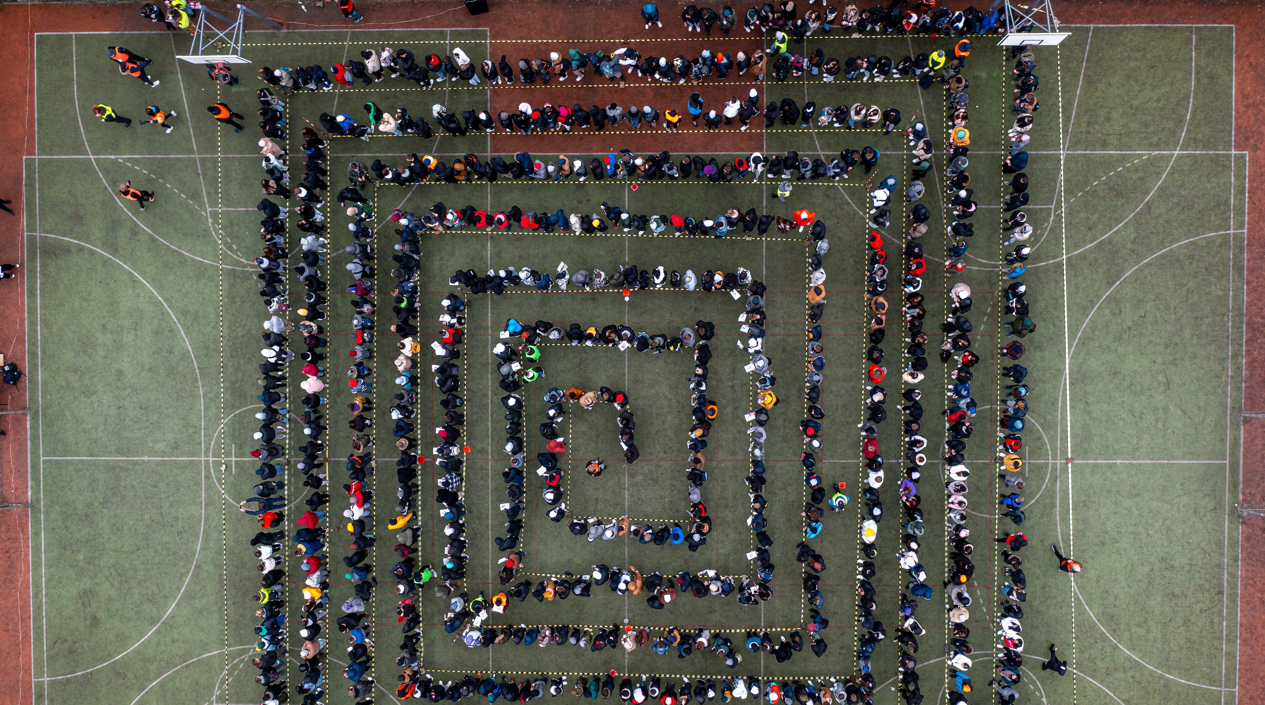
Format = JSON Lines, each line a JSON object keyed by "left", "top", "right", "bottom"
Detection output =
{"left": 332, "top": 63, "right": 354, "bottom": 87}
{"left": 1052, "top": 544, "right": 1082, "bottom": 573}
{"left": 996, "top": 532, "right": 1027, "bottom": 551}
{"left": 339, "top": 0, "right": 362, "bottom": 22}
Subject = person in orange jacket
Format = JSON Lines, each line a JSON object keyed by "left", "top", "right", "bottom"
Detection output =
{"left": 107, "top": 46, "right": 140, "bottom": 65}
{"left": 207, "top": 102, "right": 245, "bottom": 132}
{"left": 141, "top": 105, "right": 176, "bottom": 133}
{"left": 119, "top": 180, "right": 155, "bottom": 210}
{"left": 121, "top": 60, "right": 159, "bottom": 87}
{"left": 108, "top": 46, "right": 157, "bottom": 86}
{"left": 954, "top": 39, "right": 972, "bottom": 65}
{"left": 792, "top": 209, "right": 815, "bottom": 231}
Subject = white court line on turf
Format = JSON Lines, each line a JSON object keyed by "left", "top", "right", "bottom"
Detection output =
{"left": 34, "top": 54, "right": 45, "bottom": 700}
{"left": 874, "top": 651, "right": 1117, "bottom": 705}
{"left": 1059, "top": 459, "right": 1229, "bottom": 464}
{"left": 1221, "top": 87, "right": 1235, "bottom": 704}
{"left": 1235, "top": 151, "right": 1249, "bottom": 705}
{"left": 1073, "top": 580, "right": 1234, "bottom": 691}
{"left": 1031, "top": 30, "right": 1197, "bottom": 269}
{"left": 206, "top": 405, "right": 267, "bottom": 506}
{"left": 30, "top": 233, "right": 208, "bottom": 682}
{"left": 67, "top": 38, "right": 252, "bottom": 272}
{"left": 169, "top": 33, "right": 252, "bottom": 267}
{"left": 1020, "top": 26, "right": 1091, "bottom": 261}
{"left": 125, "top": 645, "right": 254, "bottom": 705}
{"left": 41, "top": 457, "right": 260, "bottom": 461}
{"left": 1064, "top": 27, "right": 1093, "bottom": 150}
{"left": 1066, "top": 230, "right": 1243, "bottom": 368}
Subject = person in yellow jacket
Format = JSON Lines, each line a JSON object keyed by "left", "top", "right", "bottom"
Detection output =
{"left": 928, "top": 50, "right": 946, "bottom": 71}
{"left": 758, "top": 389, "right": 778, "bottom": 409}
{"left": 768, "top": 31, "right": 789, "bottom": 57}
{"left": 92, "top": 104, "right": 131, "bottom": 127}
{"left": 777, "top": 180, "right": 792, "bottom": 203}
{"left": 167, "top": 0, "right": 193, "bottom": 31}
{"left": 389, "top": 513, "right": 413, "bottom": 530}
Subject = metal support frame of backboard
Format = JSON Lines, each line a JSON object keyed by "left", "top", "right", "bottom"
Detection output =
{"left": 177, "top": 4, "right": 280, "bottom": 64}
{"left": 991, "top": 0, "right": 1070, "bottom": 45}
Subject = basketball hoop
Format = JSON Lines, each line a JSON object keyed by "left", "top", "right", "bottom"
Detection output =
{"left": 991, "top": 0, "right": 1070, "bottom": 46}
{"left": 176, "top": 4, "right": 281, "bottom": 64}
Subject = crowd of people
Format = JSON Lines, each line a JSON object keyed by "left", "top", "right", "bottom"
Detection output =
{"left": 362, "top": 198, "right": 818, "bottom": 243}
{"left": 254, "top": 28, "right": 970, "bottom": 97}
{"left": 983, "top": 44, "right": 1043, "bottom": 705}
{"left": 438, "top": 260, "right": 783, "bottom": 591}
{"left": 661, "top": 1, "right": 1006, "bottom": 36}
{"left": 247, "top": 29, "right": 982, "bottom": 137}
{"left": 249, "top": 118, "right": 336, "bottom": 703}
{"left": 333, "top": 147, "right": 433, "bottom": 698}
{"left": 309, "top": 148, "right": 885, "bottom": 188}
{"left": 306, "top": 97, "right": 906, "bottom": 137}
{"left": 180, "top": 4, "right": 1064, "bottom": 703}
{"left": 402, "top": 671, "right": 894, "bottom": 702}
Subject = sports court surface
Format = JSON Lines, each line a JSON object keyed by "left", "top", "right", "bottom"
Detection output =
{"left": 1, "top": 3, "right": 1258, "bottom": 705}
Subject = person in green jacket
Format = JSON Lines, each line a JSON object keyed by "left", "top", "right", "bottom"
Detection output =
{"left": 1006, "top": 316, "right": 1036, "bottom": 338}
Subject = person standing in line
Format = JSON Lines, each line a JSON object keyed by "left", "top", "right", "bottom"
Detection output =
{"left": 239, "top": 497, "right": 286, "bottom": 515}
{"left": 93, "top": 104, "right": 131, "bottom": 127}
{"left": 119, "top": 180, "right": 155, "bottom": 210}
{"left": 208, "top": 103, "right": 246, "bottom": 132}
{"left": 1005, "top": 316, "right": 1036, "bottom": 338}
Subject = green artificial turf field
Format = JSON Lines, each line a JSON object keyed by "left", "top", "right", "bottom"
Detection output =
{"left": 24, "top": 23, "right": 1243, "bottom": 705}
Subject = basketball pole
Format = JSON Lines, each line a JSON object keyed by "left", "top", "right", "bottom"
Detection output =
{"left": 176, "top": 4, "right": 281, "bottom": 64}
